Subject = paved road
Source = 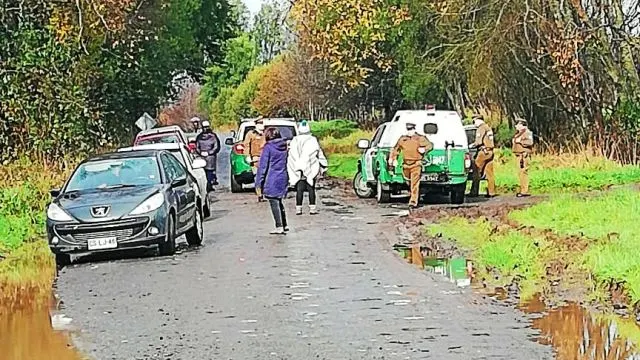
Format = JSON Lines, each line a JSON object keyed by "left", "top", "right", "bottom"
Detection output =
{"left": 56, "top": 142, "right": 553, "bottom": 359}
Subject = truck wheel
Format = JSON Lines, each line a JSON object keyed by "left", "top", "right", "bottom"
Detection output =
{"left": 230, "top": 169, "right": 242, "bottom": 193}
{"left": 353, "top": 171, "right": 374, "bottom": 198}
{"left": 376, "top": 180, "right": 391, "bottom": 204}
{"left": 450, "top": 184, "right": 466, "bottom": 205}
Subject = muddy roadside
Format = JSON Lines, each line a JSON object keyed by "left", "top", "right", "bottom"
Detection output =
{"left": 329, "top": 178, "right": 640, "bottom": 359}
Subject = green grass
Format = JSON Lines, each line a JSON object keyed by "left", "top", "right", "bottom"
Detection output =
{"left": 327, "top": 153, "right": 360, "bottom": 179}
{"left": 427, "top": 218, "right": 552, "bottom": 299}
{"left": 0, "top": 158, "right": 72, "bottom": 307}
{"left": 310, "top": 119, "right": 359, "bottom": 139}
{"left": 510, "top": 190, "right": 640, "bottom": 304}
{"left": 492, "top": 149, "right": 640, "bottom": 193}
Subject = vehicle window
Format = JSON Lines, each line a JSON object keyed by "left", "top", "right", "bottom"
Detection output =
{"left": 166, "top": 153, "right": 187, "bottom": 179}
{"left": 243, "top": 125, "right": 296, "bottom": 141}
{"left": 465, "top": 129, "right": 476, "bottom": 145}
{"left": 169, "top": 150, "right": 187, "bottom": 167}
{"left": 161, "top": 154, "right": 178, "bottom": 182}
{"left": 424, "top": 123, "right": 438, "bottom": 135}
{"left": 242, "top": 126, "right": 256, "bottom": 140}
{"left": 66, "top": 157, "right": 161, "bottom": 191}
{"left": 371, "top": 125, "right": 386, "bottom": 147}
{"left": 137, "top": 134, "right": 180, "bottom": 145}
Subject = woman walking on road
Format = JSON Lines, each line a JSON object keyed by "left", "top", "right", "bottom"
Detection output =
{"left": 287, "top": 121, "right": 328, "bottom": 215}
{"left": 256, "top": 127, "right": 290, "bottom": 235}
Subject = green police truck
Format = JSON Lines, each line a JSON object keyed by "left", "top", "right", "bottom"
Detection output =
{"left": 352, "top": 108, "right": 472, "bottom": 205}
{"left": 224, "top": 118, "right": 298, "bottom": 193}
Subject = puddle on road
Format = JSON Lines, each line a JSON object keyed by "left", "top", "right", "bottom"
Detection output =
{"left": 0, "top": 293, "right": 82, "bottom": 360}
{"left": 522, "top": 300, "right": 640, "bottom": 359}
{"left": 392, "top": 242, "right": 640, "bottom": 359}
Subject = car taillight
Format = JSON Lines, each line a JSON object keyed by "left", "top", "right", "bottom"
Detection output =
{"left": 464, "top": 153, "right": 472, "bottom": 169}
{"left": 233, "top": 144, "right": 245, "bottom": 154}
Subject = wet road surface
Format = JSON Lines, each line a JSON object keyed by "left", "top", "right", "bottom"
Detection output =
{"left": 56, "top": 142, "right": 554, "bottom": 359}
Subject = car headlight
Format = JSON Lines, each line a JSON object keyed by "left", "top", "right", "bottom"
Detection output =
{"left": 130, "top": 193, "right": 165, "bottom": 215}
{"left": 47, "top": 203, "right": 74, "bottom": 222}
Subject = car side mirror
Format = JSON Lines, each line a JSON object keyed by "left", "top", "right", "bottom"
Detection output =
{"left": 357, "top": 139, "right": 370, "bottom": 149}
{"left": 171, "top": 177, "right": 187, "bottom": 188}
{"left": 192, "top": 158, "right": 206, "bottom": 169}
{"left": 225, "top": 138, "right": 234, "bottom": 146}
{"left": 230, "top": 130, "right": 236, "bottom": 138}
{"left": 50, "top": 189, "right": 61, "bottom": 198}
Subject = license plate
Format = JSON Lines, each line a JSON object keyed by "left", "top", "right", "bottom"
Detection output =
{"left": 87, "top": 237, "right": 117, "bottom": 250}
{"left": 422, "top": 174, "right": 440, "bottom": 182}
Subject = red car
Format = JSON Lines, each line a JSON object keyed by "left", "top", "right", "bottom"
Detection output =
{"left": 134, "top": 126, "right": 189, "bottom": 148}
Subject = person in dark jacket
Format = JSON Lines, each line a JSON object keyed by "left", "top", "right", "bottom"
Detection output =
{"left": 255, "top": 127, "right": 290, "bottom": 235}
{"left": 195, "top": 121, "right": 221, "bottom": 190}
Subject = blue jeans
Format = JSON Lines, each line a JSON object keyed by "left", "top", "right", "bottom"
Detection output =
{"left": 205, "top": 169, "right": 217, "bottom": 186}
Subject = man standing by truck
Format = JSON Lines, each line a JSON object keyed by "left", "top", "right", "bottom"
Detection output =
{"left": 469, "top": 114, "right": 496, "bottom": 198}
{"left": 244, "top": 117, "right": 266, "bottom": 200}
{"left": 512, "top": 118, "right": 534, "bottom": 197}
{"left": 389, "top": 122, "right": 433, "bottom": 209}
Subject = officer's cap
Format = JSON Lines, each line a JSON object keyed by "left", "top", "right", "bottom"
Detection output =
{"left": 405, "top": 122, "right": 416, "bottom": 130}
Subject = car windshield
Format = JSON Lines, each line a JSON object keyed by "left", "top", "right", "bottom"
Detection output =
{"left": 243, "top": 125, "right": 296, "bottom": 140}
{"left": 137, "top": 134, "right": 179, "bottom": 145}
{"left": 66, "top": 157, "right": 161, "bottom": 192}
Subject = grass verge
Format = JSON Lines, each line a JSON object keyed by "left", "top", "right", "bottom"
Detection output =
{"left": 426, "top": 218, "right": 554, "bottom": 300}
{"left": 510, "top": 189, "right": 640, "bottom": 304}
{"left": 0, "top": 158, "right": 73, "bottom": 310}
{"left": 425, "top": 189, "right": 640, "bottom": 307}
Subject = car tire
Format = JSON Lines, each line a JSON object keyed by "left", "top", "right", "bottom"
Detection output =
{"left": 376, "top": 180, "right": 391, "bottom": 204}
{"left": 353, "top": 171, "right": 374, "bottom": 198}
{"left": 450, "top": 184, "right": 466, "bottom": 205}
{"left": 55, "top": 253, "right": 71, "bottom": 268}
{"left": 159, "top": 214, "right": 176, "bottom": 256}
{"left": 186, "top": 208, "right": 204, "bottom": 247}
{"left": 230, "top": 169, "right": 242, "bottom": 193}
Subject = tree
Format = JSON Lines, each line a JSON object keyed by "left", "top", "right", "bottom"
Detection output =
{"left": 0, "top": 0, "right": 235, "bottom": 162}
{"left": 199, "top": 33, "right": 259, "bottom": 106}
{"left": 252, "top": 0, "right": 289, "bottom": 63}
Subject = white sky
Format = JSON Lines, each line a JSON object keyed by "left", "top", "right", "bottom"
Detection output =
{"left": 243, "top": 0, "right": 264, "bottom": 15}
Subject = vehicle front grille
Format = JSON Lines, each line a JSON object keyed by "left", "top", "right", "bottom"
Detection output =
{"left": 54, "top": 218, "right": 148, "bottom": 244}
{"left": 71, "top": 228, "right": 135, "bottom": 242}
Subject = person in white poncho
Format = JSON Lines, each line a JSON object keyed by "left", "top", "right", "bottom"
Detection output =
{"left": 287, "top": 121, "right": 328, "bottom": 215}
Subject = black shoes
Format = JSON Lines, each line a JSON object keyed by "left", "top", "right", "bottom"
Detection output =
{"left": 516, "top": 193, "right": 531, "bottom": 198}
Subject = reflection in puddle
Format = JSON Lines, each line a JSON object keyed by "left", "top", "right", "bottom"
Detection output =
{"left": 0, "top": 296, "right": 81, "bottom": 360}
{"left": 525, "top": 302, "right": 640, "bottom": 360}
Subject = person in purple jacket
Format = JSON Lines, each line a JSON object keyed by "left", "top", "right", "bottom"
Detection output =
{"left": 255, "top": 127, "right": 290, "bottom": 235}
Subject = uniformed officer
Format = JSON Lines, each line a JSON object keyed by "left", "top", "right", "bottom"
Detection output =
{"left": 389, "top": 122, "right": 434, "bottom": 209}
{"left": 469, "top": 115, "right": 496, "bottom": 198}
{"left": 512, "top": 117, "right": 534, "bottom": 197}
{"left": 244, "top": 117, "right": 266, "bottom": 200}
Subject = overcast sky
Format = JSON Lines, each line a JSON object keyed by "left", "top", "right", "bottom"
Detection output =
{"left": 243, "top": 0, "right": 264, "bottom": 15}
